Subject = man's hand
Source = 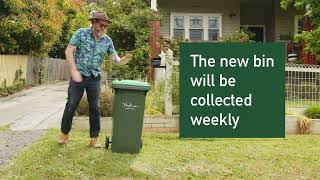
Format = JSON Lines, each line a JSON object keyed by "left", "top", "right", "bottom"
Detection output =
{"left": 110, "top": 53, "right": 132, "bottom": 65}
{"left": 119, "top": 53, "right": 132, "bottom": 65}
{"left": 71, "top": 69, "right": 83, "bottom": 82}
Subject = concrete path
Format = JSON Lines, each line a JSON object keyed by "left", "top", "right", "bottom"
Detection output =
{"left": 0, "top": 81, "right": 68, "bottom": 131}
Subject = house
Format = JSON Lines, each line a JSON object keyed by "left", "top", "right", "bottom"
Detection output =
{"left": 148, "top": 0, "right": 316, "bottom": 68}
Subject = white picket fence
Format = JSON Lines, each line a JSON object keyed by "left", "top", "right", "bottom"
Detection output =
{"left": 285, "top": 63, "right": 320, "bottom": 108}
{"left": 155, "top": 54, "right": 320, "bottom": 115}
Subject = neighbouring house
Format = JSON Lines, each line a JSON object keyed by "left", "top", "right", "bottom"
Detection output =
{"left": 148, "top": 0, "right": 316, "bottom": 72}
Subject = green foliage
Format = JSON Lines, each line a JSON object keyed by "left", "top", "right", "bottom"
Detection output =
{"left": 304, "top": 104, "right": 320, "bottom": 119}
{"left": 97, "top": 0, "right": 152, "bottom": 80}
{"left": 219, "top": 28, "right": 255, "bottom": 42}
{"left": 0, "top": 67, "right": 27, "bottom": 97}
{"left": 99, "top": 87, "right": 113, "bottom": 117}
{"left": 0, "top": 0, "right": 65, "bottom": 56}
{"left": 294, "top": 28, "right": 320, "bottom": 57}
{"left": 172, "top": 65, "right": 179, "bottom": 106}
{"left": 0, "top": 124, "right": 11, "bottom": 132}
{"left": 112, "top": 43, "right": 150, "bottom": 80}
{"left": 14, "top": 66, "right": 23, "bottom": 81}
{"left": 35, "top": 59, "right": 46, "bottom": 84}
{"left": 49, "top": 0, "right": 90, "bottom": 58}
{"left": 160, "top": 37, "right": 187, "bottom": 58}
{"left": 0, "top": 0, "right": 89, "bottom": 58}
{"left": 281, "top": 0, "right": 320, "bottom": 56}
{"left": 76, "top": 87, "right": 113, "bottom": 117}
{"left": 76, "top": 94, "right": 89, "bottom": 116}
{"left": 107, "top": 23, "right": 136, "bottom": 52}
{"left": 145, "top": 81, "right": 165, "bottom": 115}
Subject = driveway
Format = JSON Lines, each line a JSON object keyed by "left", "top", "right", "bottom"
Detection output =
{"left": 0, "top": 81, "right": 68, "bottom": 131}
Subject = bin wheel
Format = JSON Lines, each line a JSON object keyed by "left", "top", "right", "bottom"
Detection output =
{"left": 105, "top": 136, "right": 111, "bottom": 149}
{"left": 140, "top": 138, "right": 143, "bottom": 149}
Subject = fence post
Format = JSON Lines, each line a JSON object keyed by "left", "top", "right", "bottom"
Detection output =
{"left": 164, "top": 48, "right": 173, "bottom": 116}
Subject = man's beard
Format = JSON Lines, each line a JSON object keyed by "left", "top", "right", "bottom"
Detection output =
{"left": 96, "top": 30, "right": 105, "bottom": 37}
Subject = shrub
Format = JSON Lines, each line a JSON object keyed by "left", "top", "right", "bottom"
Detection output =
{"left": 75, "top": 87, "right": 114, "bottom": 117}
{"left": 297, "top": 115, "right": 313, "bottom": 134}
{"left": 76, "top": 95, "right": 89, "bottom": 116}
{"left": 0, "top": 68, "right": 27, "bottom": 97}
{"left": 100, "top": 87, "right": 113, "bottom": 117}
{"left": 219, "top": 28, "right": 255, "bottom": 43}
{"left": 172, "top": 65, "right": 179, "bottom": 106}
{"left": 159, "top": 37, "right": 187, "bottom": 58}
{"left": 145, "top": 81, "right": 165, "bottom": 115}
{"left": 304, "top": 104, "right": 320, "bottom": 119}
{"left": 0, "top": 0, "right": 65, "bottom": 56}
{"left": 112, "top": 43, "right": 150, "bottom": 80}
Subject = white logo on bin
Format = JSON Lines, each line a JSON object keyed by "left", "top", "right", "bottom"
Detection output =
{"left": 122, "top": 102, "right": 140, "bottom": 110}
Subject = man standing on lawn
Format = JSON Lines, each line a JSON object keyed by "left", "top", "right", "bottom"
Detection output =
{"left": 59, "top": 11, "right": 131, "bottom": 148}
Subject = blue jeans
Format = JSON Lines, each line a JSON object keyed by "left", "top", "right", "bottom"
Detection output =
{"left": 61, "top": 74, "right": 101, "bottom": 138}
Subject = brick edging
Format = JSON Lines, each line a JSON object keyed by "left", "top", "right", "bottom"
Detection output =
{"left": 73, "top": 115, "right": 179, "bottom": 133}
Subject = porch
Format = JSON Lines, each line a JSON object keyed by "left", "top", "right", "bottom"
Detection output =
{"left": 149, "top": 0, "right": 315, "bottom": 64}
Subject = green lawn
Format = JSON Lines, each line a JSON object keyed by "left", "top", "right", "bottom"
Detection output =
{"left": 1, "top": 129, "right": 320, "bottom": 179}
{"left": 286, "top": 100, "right": 320, "bottom": 108}
{"left": 0, "top": 124, "right": 10, "bottom": 132}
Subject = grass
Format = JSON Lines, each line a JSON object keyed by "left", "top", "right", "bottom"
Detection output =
{"left": 286, "top": 100, "right": 320, "bottom": 108}
{"left": 0, "top": 124, "right": 11, "bottom": 132}
{"left": 285, "top": 108, "right": 294, "bottom": 115}
{"left": 0, "top": 129, "right": 320, "bottom": 179}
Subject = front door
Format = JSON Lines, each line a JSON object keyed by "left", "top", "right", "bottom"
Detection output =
{"left": 241, "top": 26, "right": 265, "bottom": 42}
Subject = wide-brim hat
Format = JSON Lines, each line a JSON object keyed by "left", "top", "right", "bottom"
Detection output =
{"left": 89, "top": 11, "right": 112, "bottom": 23}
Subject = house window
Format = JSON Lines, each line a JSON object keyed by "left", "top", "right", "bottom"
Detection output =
{"left": 189, "top": 16, "right": 203, "bottom": 41}
{"left": 171, "top": 13, "right": 222, "bottom": 41}
{"left": 208, "top": 17, "right": 220, "bottom": 41}
{"left": 173, "top": 16, "right": 185, "bottom": 38}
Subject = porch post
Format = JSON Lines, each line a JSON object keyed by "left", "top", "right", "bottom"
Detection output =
{"left": 151, "top": 0, "right": 158, "bottom": 11}
{"left": 148, "top": 0, "right": 160, "bottom": 81}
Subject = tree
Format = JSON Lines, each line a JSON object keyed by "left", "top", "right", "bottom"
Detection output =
{"left": 281, "top": 0, "right": 320, "bottom": 57}
{"left": 49, "top": 0, "right": 90, "bottom": 58}
{"left": 0, "top": 0, "right": 65, "bottom": 56}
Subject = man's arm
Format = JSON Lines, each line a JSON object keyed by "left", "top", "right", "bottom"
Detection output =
{"left": 65, "top": 44, "right": 82, "bottom": 82}
{"left": 110, "top": 54, "right": 132, "bottom": 65}
{"left": 110, "top": 54, "right": 121, "bottom": 63}
{"left": 107, "top": 38, "right": 132, "bottom": 65}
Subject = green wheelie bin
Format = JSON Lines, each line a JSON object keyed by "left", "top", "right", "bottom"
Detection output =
{"left": 105, "top": 80, "right": 150, "bottom": 153}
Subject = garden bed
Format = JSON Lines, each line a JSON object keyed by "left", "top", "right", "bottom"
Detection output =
{"left": 285, "top": 115, "right": 320, "bottom": 134}
{"left": 73, "top": 115, "right": 179, "bottom": 133}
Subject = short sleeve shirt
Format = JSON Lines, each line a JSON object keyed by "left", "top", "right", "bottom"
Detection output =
{"left": 69, "top": 28, "right": 117, "bottom": 77}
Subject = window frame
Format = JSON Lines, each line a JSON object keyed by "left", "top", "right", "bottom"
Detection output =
{"left": 170, "top": 13, "right": 222, "bottom": 41}
{"left": 189, "top": 16, "right": 204, "bottom": 41}
{"left": 172, "top": 16, "right": 185, "bottom": 39}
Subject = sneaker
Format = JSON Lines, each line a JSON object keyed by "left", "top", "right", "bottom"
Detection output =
{"left": 90, "top": 137, "right": 102, "bottom": 148}
{"left": 58, "top": 132, "right": 69, "bottom": 145}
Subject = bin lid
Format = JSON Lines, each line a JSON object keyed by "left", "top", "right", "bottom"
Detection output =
{"left": 112, "top": 80, "right": 151, "bottom": 91}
